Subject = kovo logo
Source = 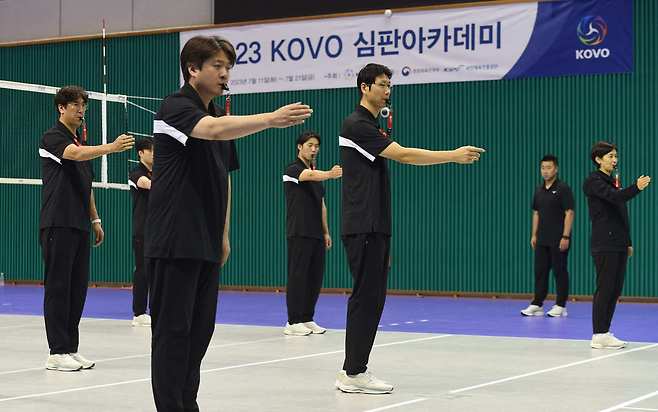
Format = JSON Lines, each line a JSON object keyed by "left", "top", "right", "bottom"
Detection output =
{"left": 576, "top": 16, "right": 610, "bottom": 60}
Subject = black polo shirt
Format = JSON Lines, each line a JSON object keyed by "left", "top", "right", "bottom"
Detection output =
{"left": 339, "top": 105, "right": 394, "bottom": 236}
{"left": 531, "top": 178, "right": 575, "bottom": 246}
{"left": 583, "top": 170, "right": 640, "bottom": 254}
{"left": 129, "top": 162, "right": 152, "bottom": 238}
{"left": 39, "top": 120, "right": 93, "bottom": 232}
{"left": 211, "top": 100, "right": 240, "bottom": 174}
{"left": 213, "top": 139, "right": 240, "bottom": 174}
{"left": 145, "top": 83, "right": 237, "bottom": 263}
{"left": 283, "top": 158, "right": 325, "bottom": 239}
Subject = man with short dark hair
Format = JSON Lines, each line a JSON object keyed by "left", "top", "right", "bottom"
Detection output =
{"left": 146, "top": 35, "right": 312, "bottom": 411}
{"left": 335, "top": 63, "right": 484, "bottom": 394}
{"left": 283, "top": 131, "right": 342, "bottom": 336}
{"left": 583, "top": 141, "right": 650, "bottom": 349}
{"left": 129, "top": 138, "right": 153, "bottom": 327}
{"left": 521, "top": 154, "right": 574, "bottom": 317}
{"left": 39, "top": 85, "right": 134, "bottom": 371}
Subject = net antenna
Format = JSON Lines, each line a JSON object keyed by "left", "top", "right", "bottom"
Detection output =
{"left": 101, "top": 19, "right": 110, "bottom": 187}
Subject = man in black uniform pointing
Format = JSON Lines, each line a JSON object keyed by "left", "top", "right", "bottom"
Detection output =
{"left": 145, "top": 36, "right": 313, "bottom": 411}
{"left": 335, "top": 63, "right": 485, "bottom": 394}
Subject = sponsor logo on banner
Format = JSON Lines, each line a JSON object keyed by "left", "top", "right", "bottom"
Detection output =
{"left": 576, "top": 15, "right": 610, "bottom": 60}
{"left": 578, "top": 16, "right": 608, "bottom": 46}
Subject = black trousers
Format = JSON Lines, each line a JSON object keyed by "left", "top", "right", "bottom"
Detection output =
{"left": 286, "top": 237, "right": 325, "bottom": 324}
{"left": 40, "top": 227, "right": 90, "bottom": 355}
{"left": 592, "top": 252, "right": 628, "bottom": 334}
{"left": 147, "top": 258, "right": 220, "bottom": 412}
{"left": 342, "top": 233, "right": 390, "bottom": 375}
{"left": 132, "top": 236, "right": 150, "bottom": 316}
{"left": 532, "top": 245, "right": 570, "bottom": 307}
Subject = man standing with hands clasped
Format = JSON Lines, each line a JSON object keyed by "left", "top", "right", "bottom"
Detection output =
{"left": 522, "top": 154, "right": 574, "bottom": 318}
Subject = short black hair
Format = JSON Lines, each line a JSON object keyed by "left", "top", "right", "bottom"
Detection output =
{"left": 180, "top": 36, "right": 236, "bottom": 83}
{"left": 590, "top": 141, "right": 617, "bottom": 166}
{"left": 540, "top": 154, "right": 558, "bottom": 167}
{"left": 54, "top": 85, "right": 88, "bottom": 114}
{"left": 296, "top": 131, "right": 320, "bottom": 151}
{"left": 135, "top": 138, "right": 153, "bottom": 153}
{"left": 357, "top": 63, "right": 392, "bottom": 98}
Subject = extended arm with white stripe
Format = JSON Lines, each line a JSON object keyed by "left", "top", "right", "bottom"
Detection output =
{"left": 63, "top": 134, "right": 135, "bottom": 161}
{"left": 299, "top": 165, "right": 342, "bottom": 182}
{"left": 190, "top": 102, "right": 312, "bottom": 141}
{"left": 380, "top": 142, "right": 486, "bottom": 165}
{"left": 136, "top": 176, "right": 151, "bottom": 189}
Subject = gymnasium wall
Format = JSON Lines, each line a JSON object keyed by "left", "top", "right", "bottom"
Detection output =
{"left": 0, "top": 0, "right": 214, "bottom": 43}
{"left": 0, "top": 0, "right": 656, "bottom": 297}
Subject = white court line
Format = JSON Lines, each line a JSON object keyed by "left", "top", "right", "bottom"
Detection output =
{"left": 363, "top": 398, "right": 429, "bottom": 412}
{"left": 622, "top": 407, "right": 658, "bottom": 411}
{"left": 450, "top": 343, "right": 658, "bottom": 394}
{"left": 600, "top": 390, "right": 658, "bottom": 412}
{"left": 0, "top": 334, "right": 452, "bottom": 402}
{"left": 456, "top": 334, "right": 658, "bottom": 346}
{"left": 200, "top": 335, "right": 451, "bottom": 373}
{"left": 0, "top": 317, "right": 111, "bottom": 331}
{"left": 0, "top": 323, "right": 40, "bottom": 330}
{"left": 0, "top": 335, "right": 289, "bottom": 376}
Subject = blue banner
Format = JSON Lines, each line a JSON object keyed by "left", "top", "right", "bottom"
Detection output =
{"left": 506, "top": 0, "right": 633, "bottom": 79}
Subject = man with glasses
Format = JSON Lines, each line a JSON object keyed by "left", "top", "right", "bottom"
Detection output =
{"left": 39, "top": 85, "right": 134, "bottom": 371}
{"left": 335, "top": 63, "right": 485, "bottom": 394}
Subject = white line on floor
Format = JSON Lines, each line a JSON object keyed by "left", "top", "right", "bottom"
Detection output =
{"left": 621, "top": 407, "right": 658, "bottom": 411}
{"left": 200, "top": 335, "right": 451, "bottom": 373}
{"left": 600, "top": 390, "right": 658, "bottom": 412}
{"left": 0, "top": 335, "right": 289, "bottom": 376}
{"left": 0, "top": 317, "right": 110, "bottom": 330}
{"left": 0, "top": 334, "right": 452, "bottom": 402}
{"left": 363, "top": 398, "right": 429, "bottom": 412}
{"left": 450, "top": 343, "right": 658, "bottom": 394}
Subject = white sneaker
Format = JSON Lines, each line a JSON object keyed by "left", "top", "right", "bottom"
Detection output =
{"left": 521, "top": 304, "right": 544, "bottom": 317}
{"left": 546, "top": 305, "right": 568, "bottom": 317}
{"left": 591, "top": 333, "right": 626, "bottom": 349}
{"left": 606, "top": 332, "right": 627, "bottom": 347}
{"left": 46, "top": 354, "right": 82, "bottom": 372}
{"left": 303, "top": 321, "right": 327, "bottom": 334}
{"left": 335, "top": 370, "right": 394, "bottom": 394}
{"left": 70, "top": 352, "right": 95, "bottom": 369}
{"left": 284, "top": 322, "right": 312, "bottom": 336}
{"left": 132, "top": 314, "right": 151, "bottom": 327}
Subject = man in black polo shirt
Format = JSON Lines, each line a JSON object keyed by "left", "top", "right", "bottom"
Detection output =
{"left": 214, "top": 138, "right": 240, "bottom": 269}
{"left": 521, "top": 154, "right": 574, "bottom": 317}
{"left": 335, "top": 63, "right": 485, "bottom": 394}
{"left": 39, "top": 85, "right": 134, "bottom": 371}
{"left": 129, "top": 138, "right": 153, "bottom": 327}
{"left": 145, "top": 36, "right": 312, "bottom": 411}
{"left": 283, "top": 131, "right": 342, "bottom": 336}
{"left": 583, "top": 141, "right": 650, "bottom": 349}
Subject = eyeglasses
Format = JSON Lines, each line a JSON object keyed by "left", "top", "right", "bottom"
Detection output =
{"left": 373, "top": 83, "right": 392, "bottom": 90}
{"left": 68, "top": 102, "right": 88, "bottom": 110}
